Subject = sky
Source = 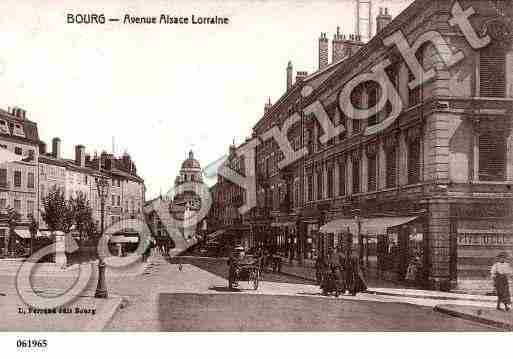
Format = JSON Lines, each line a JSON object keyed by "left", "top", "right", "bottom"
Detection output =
{"left": 0, "top": 0, "right": 412, "bottom": 199}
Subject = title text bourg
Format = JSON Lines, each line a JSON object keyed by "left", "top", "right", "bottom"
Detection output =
{"left": 66, "top": 14, "right": 230, "bottom": 25}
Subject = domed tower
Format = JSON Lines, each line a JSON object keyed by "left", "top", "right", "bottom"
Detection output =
{"left": 175, "top": 150, "right": 203, "bottom": 187}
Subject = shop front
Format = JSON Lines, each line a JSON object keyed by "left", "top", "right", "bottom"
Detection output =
{"left": 320, "top": 215, "right": 427, "bottom": 285}
{"left": 451, "top": 202, "right": 513, "bottom": 293}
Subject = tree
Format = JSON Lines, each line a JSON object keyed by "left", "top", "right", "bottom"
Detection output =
{"left": 40, "top": 186, "right": 75, "bottom": 234}
{"left": 70, "top": 191, "right": 95, "bottom": 242}
{"left": 5, "top": 207, "right": 21, "bottom": 255}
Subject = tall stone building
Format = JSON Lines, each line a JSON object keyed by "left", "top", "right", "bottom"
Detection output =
{"left": 223, "top": 0, "right": 513, "bottom": 292}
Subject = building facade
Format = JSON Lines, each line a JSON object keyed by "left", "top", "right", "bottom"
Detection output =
{"left": 39, "top": 138, "right": 146, "bottom": 235}
{"left": 0, "top": 107, "right": 40, "bottom": 254}
{"left": 207, "top": 143, "right": 251, "bottom": 248}
{"left": 226, "top": 0, "right": 513, "bottom": 292}
{"left": 145, "top": 150, "right": 206, "bottom": 250}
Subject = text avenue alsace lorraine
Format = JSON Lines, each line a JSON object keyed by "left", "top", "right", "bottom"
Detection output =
{"left": 66, "top": 13, "right": 230, "bottom": 25}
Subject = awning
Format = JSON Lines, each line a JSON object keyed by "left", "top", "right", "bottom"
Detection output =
{"left": 207, "top": 230, "right": 226, "bottom": 239}
{"left": 110, "top": 235, "right": 139, "bottom": 244}
{"left": 271, "top": 221, "right": 296, "bottom": 227}
{"left": 319, "top": 216, "right": 418, "bottom": 236}
{"left": 14, "top": 229, "right": 33, "bottom": 239}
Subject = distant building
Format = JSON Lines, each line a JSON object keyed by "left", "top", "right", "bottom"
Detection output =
{"left": 0, "top": 107, "right": 39, "bottom": 254}
{"left": 145, "top": 150, "right": 205, "bottom": 251}
{"left": 38, "top": 137, "right": 145, "bottom": 234}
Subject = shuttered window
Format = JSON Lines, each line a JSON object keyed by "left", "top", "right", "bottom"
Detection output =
{"left": 367, "top": 83, "right": 379, "bottom": 127}
{"left": 317, "top": 170, "right": 323, "bottom": 200}
{"left": 479, "top": 132, "right": 506, "bottom": 181}
{"left": 409, "top": 47, "right": 424, "bottom": 107}
{"left": 480, "top": 47, "right": 506, "bottom": 98}
{"left": 367, "top": 154, "right": 377, "bottom": 192}
{"left": 307, "top": 174, "right": 313, "bottom": 202}
{"left": 352, "top": 158, "right": 360, "bottom": 193}
{"left": 386, "top": 147, "right": 397, "bottom": 188}
{"left": 327, "top": 167, "right": 334, "bottom": 198}
{"left": 407, "top": 139, "right": 421, "bottom": 184}
{"left": 339, "top": 162, "right": 346, "bottom": 196}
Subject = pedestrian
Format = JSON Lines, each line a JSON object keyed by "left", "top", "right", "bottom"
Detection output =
{"left": 344, "top": 242, "right": 367, "bottom": 296}
{"left": 491, "top": 252, "right": 512, "bottom": 311}
{"left": 315, "top": 254, "right": 327, "bottom": 285}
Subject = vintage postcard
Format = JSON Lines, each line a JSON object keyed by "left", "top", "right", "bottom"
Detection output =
{"left": 0, "top": 0, "right": 512, "bottom": 345}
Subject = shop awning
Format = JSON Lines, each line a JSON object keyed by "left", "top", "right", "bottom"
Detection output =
{"left": 207, "top": 230, "right": 226, "bottom": 239}
{"left": 271, "top": 221, "right": 296, "bottom": 227}
{"left": 319, "top": 216, "right": 418, "bottom": 236}
{"left": 14, "top": 229, "right": 33, "bottom": 239}
{"left": 110, "top": 235, "right": 139, "bottom": 244}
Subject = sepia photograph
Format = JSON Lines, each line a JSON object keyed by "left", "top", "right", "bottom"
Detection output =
{"left": 0, "top": 1, "right": 512, "bottom": 350}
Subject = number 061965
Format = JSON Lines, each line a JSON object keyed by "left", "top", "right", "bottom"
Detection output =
{"left": 17, "top": 339, "right": 47, "bottom": 348}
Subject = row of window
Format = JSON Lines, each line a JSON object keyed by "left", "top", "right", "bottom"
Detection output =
{"left": 306, "top": 139, "right": 421, "bottom": 202}
{"left": 0, "top": 169, "right": 35, "bottom": 189}
{"left": 0, "top": 198, "right": 35, "bottom": 218}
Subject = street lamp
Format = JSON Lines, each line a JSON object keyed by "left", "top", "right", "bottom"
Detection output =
{"left": 352, "top": 209, "right": 364, "bottom": 265}
{"left": 95, "top": 176, "right": 110, "bottom": 299}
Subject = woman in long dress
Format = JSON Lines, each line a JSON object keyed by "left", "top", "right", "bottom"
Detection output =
{"left": 491, "top": 252, "right": 512, "bottom": 311}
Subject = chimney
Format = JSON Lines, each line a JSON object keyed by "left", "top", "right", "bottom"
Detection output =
{"left": 332, "top": 26, "right": 346, "bottom": 63}
{"left": 286, "top": 61, "right": 293, "bottom": 91}
{"left": 346, "top": 34, "right": 364, "bottom": 57}
{"left": 318, "top": 32, "right": 329, "bottom": 69}
{"left": 11, "top": 107, "right": 26, "bottom": 120}
{"left": 75, "top": 145, "right": 86, "bottom": 167}
{"left": 52, "top": 137, "right": 61, "bottom": 158}
{"left": 376, "top": 7, "right": 392, "bottom": 34}
{"left": 264, "top": 98, "right": 272, "bottom": 113}
{"left": 101, "top": 151, "right": 112, "bottom": 170}
{"left": 39, "top": 142, "right": 47, "bottom": 155}
{"left": 296, "top": 71, "right": 308, "bottom": 83}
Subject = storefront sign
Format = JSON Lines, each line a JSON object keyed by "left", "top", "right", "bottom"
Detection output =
{"left": 457, "top": 229, "right": 513, "bottom": 246}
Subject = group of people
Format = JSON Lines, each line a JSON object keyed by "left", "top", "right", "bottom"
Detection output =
{"left": 316, "top": 245, "right": 367, "bottom": 296}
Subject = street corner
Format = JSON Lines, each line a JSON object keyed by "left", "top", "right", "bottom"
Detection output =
{"left": 434, "top": 304, "right": 513, "bottom": 330}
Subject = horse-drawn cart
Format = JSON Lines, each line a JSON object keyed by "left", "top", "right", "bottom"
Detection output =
{"left": 228, "top": 255, "right": 260, "bottom": 290}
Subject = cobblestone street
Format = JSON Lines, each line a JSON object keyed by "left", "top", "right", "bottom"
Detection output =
{"left": 104, "top": 255, "right": 496, "bottom": 331}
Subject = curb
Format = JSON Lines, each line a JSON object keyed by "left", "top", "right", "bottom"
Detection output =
{"left": 84, "top": 296, "right": 125, "bottom": 331}
{"left": 433, "top": 305, "right": 513, "bottom": 330}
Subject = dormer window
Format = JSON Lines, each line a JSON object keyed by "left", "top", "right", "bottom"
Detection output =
{"left": 12, "top": 123, "right": 26, "bottom": 137}
{"left": 0, "top": 120, "right": 9, "bottom": 135}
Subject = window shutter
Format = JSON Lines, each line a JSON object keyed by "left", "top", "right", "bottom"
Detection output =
{"left": 367, "top": 154, "right": 377, "bottom": 191}
{"left": 352, "top": 158, "right": 360, "bottom": 193}
{"left": 339, "top": 162, "right": 346, "bottom": 196}
{"left": 479, "top": 132, "right": 506, "bottom": 181}
{"left": 386, "top": 147, "right": 397, "bottom": 188}
{"left": 407, "top": 139, "right": 421, "bottom": 184}
{"left": 480, "top": 47, "right": 506, "bottom": 98}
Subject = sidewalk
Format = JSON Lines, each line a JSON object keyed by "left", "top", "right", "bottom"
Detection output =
{"left": 434, "top": 304, "right": 513, "bottom": 330}
{"left": 280, "top": 260, "right": 502, "bottom": 299}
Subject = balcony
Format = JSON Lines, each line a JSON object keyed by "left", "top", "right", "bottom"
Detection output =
{"left": 0, "top": 181, "right": 10, "bottom": 190}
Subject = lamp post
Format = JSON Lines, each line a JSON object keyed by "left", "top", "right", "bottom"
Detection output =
{"left": 28, "top": 214, "right": 38, "bottom": 257}
{"left": 95, "top": 176, "right": 110, "bottom": 299}
{"left": 352, "top": 209, "right": 363, "bottom": 265}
